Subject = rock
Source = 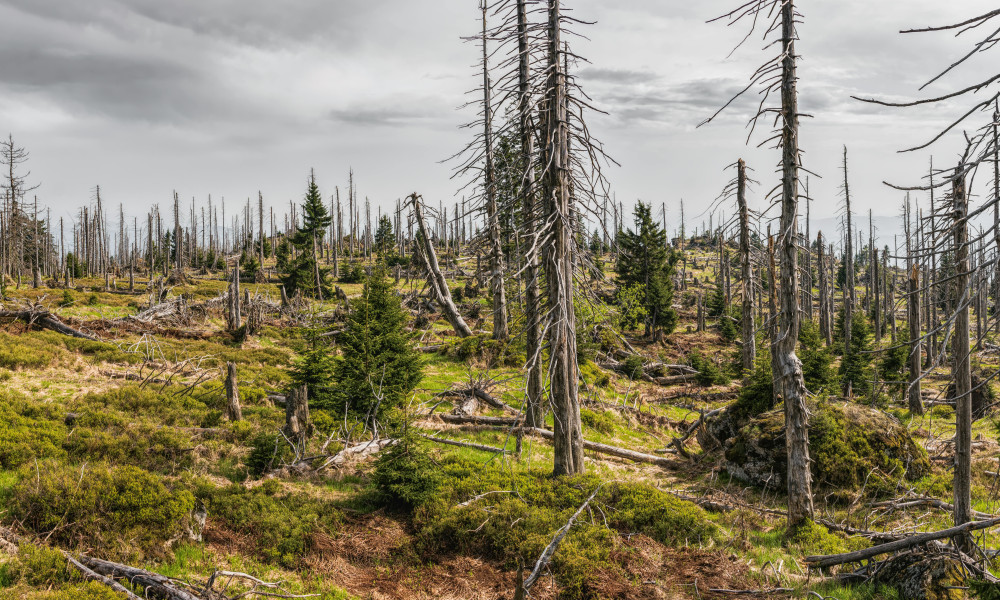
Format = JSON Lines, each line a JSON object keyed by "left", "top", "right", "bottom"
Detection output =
{"left": 874, "top": 551, "right": 965, "bottom": 600}
{"left": 723, "top": 400, "right": 930, "bottom": 497}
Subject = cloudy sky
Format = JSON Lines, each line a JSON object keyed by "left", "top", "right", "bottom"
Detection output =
{"left": 0, "top": 0, "right": 996, "bottom": 241}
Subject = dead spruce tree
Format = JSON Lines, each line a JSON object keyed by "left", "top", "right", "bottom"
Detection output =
{"left": 856, "top": 7, "right": 1000, "bottom": 550}
{"left": 703, "top": 0, "right": 814, "bottom": 527}
{"left": 451, "top": 0, "right": 509, "bottom": 341}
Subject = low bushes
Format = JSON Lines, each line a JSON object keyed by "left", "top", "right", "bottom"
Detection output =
{"left": 8, "top": 461, "right": 194, "bottom": 559}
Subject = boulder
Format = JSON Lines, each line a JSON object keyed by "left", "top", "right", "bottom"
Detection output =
{"left": 874, "top": 551, "right": 965, "bottom": 600}
{"left": 723, "top": 400, "right": 930, "bottom": 497}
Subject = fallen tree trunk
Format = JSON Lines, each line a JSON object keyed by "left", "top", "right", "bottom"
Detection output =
{"left": 526, "top": 427, "right": 677, "bottom": 469}
{"left": 0, "top": 310, "right": 99, "bottom": 341}
{"left": 79, "top": 556, "right": 202, "bottom": 600}
{"left": 439, "top": 388, "right": 519, "bottom": 414}
{"left": 439, "top": 414, "right": 523, "bottom": 426}
{"left": 804, "top": 516, "right": 1000, "bottom": 569}
{"left": 410, "top": 193, "right": 473, "bottom": 338}
{"left": 420, "top": 434, "right": 508, "bottom": 454}
{"left": 316, "top": 438, "right": 396, "bottom": 471}
{"left": 65, "top": 553, "right": 143, "bottom": 600}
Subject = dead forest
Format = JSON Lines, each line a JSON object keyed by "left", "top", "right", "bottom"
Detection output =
{"left": 5, "top": 1, "right": 1000, "bottom": 600}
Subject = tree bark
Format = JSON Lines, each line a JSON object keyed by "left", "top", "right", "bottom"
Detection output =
{"left": 952, "top": 170, "right": 973, "bottom": 552}
{"left": 542, "top": 0, "right": 584, "bottom": 477}
{"left": 225, "top": 361, "right": 242, "bottom": 421}
{"left": 284, "top": 384, "right": 310, "bottom": 454}
{"left": 411, "top": 194, "right": 473, "bottom": 338}
{"left": 517, "top": 0, "right": 544, "bottom": 427}
{"left": 737, "top": 159, "right": 756, "bottom": 375}
{"left": 777, "top": 0, "right": 813, "bottom": 528}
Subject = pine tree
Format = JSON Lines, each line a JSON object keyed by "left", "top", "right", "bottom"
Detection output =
{"left": 333, "top": 265, "right": 422, "bottom": 426}
{"left": 615, "top": 201, "right": 678, "bottom": 338}
{"left": 839, "top": 312, "right": 875, "bottom": 397}
{"left": 283, "top": 171, "right": 333, "bottom": 298}
{"left": 374, "top": 214, "right": 395, "bottom": 260}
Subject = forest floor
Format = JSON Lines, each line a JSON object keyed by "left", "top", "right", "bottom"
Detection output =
{"left": 0, "top": 246, "right": 997, "bottom": 600}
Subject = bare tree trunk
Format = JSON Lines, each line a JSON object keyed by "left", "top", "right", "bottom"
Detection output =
{"left": 777, "top": 0, "right": 813, "bottom": 528}
{"left": 411, "top": 194, "right": 473, "bottom": 338}
{"left": 480, "top": 1, "right": 509, "bottom": 342}
{"left": 737, "top": 159, "right": 756, "bottom": 375}
{"left": 842, "top": 147, "right": 855, "bottom": 380}
{"left": 225, "top": 362, "right": 242, "bottom": 421}
{"left": 517, "top": 0, "right": 544, "bottom": 427}
{"left": 905, "top": 196, "right": 923, "bottom": 416}
{"left": 543, "top": 0, "right": 584, "bottom": 477}
{"left": 952, "top": 170, "right": 972, "bottom": 552}
{"left": 284, "top": 385, "right": 310, "bottom": 455}
{"left": 818, "top": 233, "right": 832, "bottom": 345}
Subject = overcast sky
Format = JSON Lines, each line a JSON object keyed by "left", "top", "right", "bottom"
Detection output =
{"left": 0, "top": 0, "right": 996, "bottom": 242}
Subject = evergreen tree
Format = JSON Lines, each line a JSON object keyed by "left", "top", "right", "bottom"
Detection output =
{"left": 615, "top": 201, "right": 678, "bottom": 338}
{"left": 290, "top": 327, "right": 338, "bottom": 409}
{"left": 282, "top": 171, "right": 333, "bottom": 298}
{"left": 839, "top": 312, "right": 875, "bottom": 397}
{"left": 374, "top": 214, "right": 395, "bottom": 260}
{"left": 333, "top": 266, "right": 422, "bottom": 426}
{"left": 798, "top": 319, "right": 833, "bottom": 391}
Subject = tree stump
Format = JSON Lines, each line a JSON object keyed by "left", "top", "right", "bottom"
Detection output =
{"left": 224, "top": 362, "right": 242, "bottom": 422}
{"left": 284, "top": 385, "right": 311, "bottom": 451}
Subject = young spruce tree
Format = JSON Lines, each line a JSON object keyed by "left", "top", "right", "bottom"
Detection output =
{"left": 615, "top": 201, "right": 678, "bottom": 338}
{"left": 282, "top": 170, "right": 333, "bottom": 299}
{"left": 333, "top": 265, "right": 422, "bottom": 427}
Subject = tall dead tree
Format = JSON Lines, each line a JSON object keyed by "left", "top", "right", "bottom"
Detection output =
{"left": 904, "top": 195, "right": 923, "bottom": 415}
{"left": 516, "top": 0, "right": 544, "bottom": 426}
{"left": 704, "top": 0, "right": 813, "bottom": 527}
{"left": 541, "top": 0, "right": 584, "bottom": 477}
{"left": 952, "top": 171, "right": 973, "bottom": 551}
{"left": 842, "top": 147, "right": 855, "bottom": 370}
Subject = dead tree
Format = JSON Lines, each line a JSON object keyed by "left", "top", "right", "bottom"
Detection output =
{"left": 905, "top": 195, "right": 924, "bottom": 416}
{"left": 540, "top": 0, "right": 584, "bottom": 477}
{"left": 704, "top": 0, "right": 813, "bottom": 527}
{"left": 736, "top": 159, "right": 756, "bottom": 375}
{"left": 516, "top": 0, "right": 545, "bottom": 426}
{"left": 410, "top": 194, "right": 473, "bottom": 337}
{"left": 952, "top": 171, "right": 973, "bottom": 551}
{"left": 842, "top": 147, "right": 856, "bottom": 371}
{"left": 225, "top": 362, "right": 242, "bottom": 422}
{"left": 284, "top": 385, "right": 310, "bottom": 458}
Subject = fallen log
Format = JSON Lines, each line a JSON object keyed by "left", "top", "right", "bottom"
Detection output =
{"left": 78, "top": 555, "right": 202, "bottom": 600}
{"left": 804, "top": 516, "right": 1000, "bottom": 569}
{"left": 316, "top": 438, "right": 396, "bottom": 471}
{"left": 65, "top": 553, "right": 143, "bottom": 600}
{"left": 526, "top": 427, "right": 677, "bottom": 469}
{"left": 438, "top": 414, "right": 523, "bottom": 426}
{"left": 439, "top": 388, "right": 519, "bottom": 414}
{"left": 420, "top": 434, "right": 508, "bottom": 454}
{"left": 0, "top": 309, "right": 99, "bottom": 341}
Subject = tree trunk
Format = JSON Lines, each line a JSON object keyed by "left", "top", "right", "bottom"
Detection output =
{"left": 736, "top": 159, "right": 756, "bottom": 375}
{"left": 952, "top": 170, "right": 972, "bottom": 552}
{"left": 843, "top": 147, "right": 855, "bottom": 374}
{"left": 543, "top": 0, "right": 584, "bottom": 477}
{"left": 905, "top": 196, "right": 923, "bottom": 416}
{"left": 284, "top": 384, "right": 310, "bottom": 453}
{"left": 777, "top": 0, "right": 813, "bottom": 528}
{"left": 225, "top": 362, "right": 242, "bottom": 421}
{"left": 517, "top": 0, "right": 544, "bottom": 427}
{"left": 411, "top": 194, "right": 473, "bottom": 337}
{"left": 481, "top": 2, "right": 509, "bottom": 342}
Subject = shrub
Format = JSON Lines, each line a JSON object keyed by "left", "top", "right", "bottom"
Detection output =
{"left": 9, "top": 461, "right": 194, "bottom": 558}
{"left": 0, "top": 392, "right": 66, "bottom": 469}
{"left": 371, "top": 429, "right": 439, "bottom": 511}
{"left": 86, "top": 293, "right": 99, "bottom": 306}
{"left": 196, "top": 480, "right": 343, "bottom": 568}
{"left": 799, "top": 319, "right": 834, "bottom": 392}
{"left": 689, "top": 350, "right": 730, "bottom": 386}
{"left": 58, "top": 290, "right": 75, "bottom": 308}
{"left": 414, "top": 460, "right": 718, "bottom": 599}
{"left": 621, "top": 355, "right": 644, "bottom": 380}
{"left": 580, "top": 408, "right": 616, "bottom": 435}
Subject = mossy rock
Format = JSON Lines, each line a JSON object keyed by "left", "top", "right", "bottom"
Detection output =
{"left": 723, "top": 400, "right": 930, "bottom": 497}
{"left": 873, "top": 552, "right": 965, "bottom": 600}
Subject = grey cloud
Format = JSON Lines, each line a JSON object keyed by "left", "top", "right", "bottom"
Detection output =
{"left": 578, "top": 67, "right": 658, "bottom": 85}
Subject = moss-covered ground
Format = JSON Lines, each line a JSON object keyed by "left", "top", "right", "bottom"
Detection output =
{"left": 0, "top": 245, "right": 995, "bottom": 600}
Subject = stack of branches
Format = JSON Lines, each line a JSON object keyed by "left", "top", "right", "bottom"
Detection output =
{"left": 596, "top": 351, "right": 700, "bottom": 386}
